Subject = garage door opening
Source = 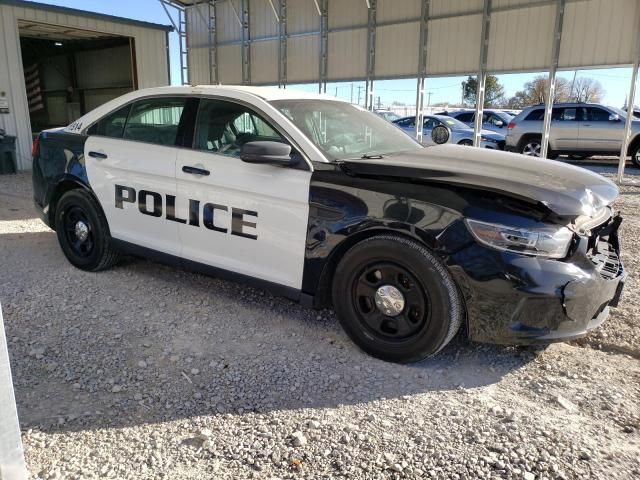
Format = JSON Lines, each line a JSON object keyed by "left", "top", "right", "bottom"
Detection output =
{"left": 18, "top": 21, "right": 137, "bottom": 137}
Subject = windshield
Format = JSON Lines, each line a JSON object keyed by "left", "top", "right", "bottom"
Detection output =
{"left": 434, "top": 116, "right": 471, "bottom": 130}
{"left": 271, "top": 100, "right": 423, "bottom": 160}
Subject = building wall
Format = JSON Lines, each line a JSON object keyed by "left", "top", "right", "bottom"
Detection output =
{"left": 0, "top": 3, "right": 170, "bottom": 170}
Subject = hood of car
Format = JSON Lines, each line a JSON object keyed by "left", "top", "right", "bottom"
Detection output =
{"left": 340, "top": 145, "right": 618, "bottom": 217}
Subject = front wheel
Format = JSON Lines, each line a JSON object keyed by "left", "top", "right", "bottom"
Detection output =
{"left": 332, "top": 235, "right": 463, "bottom": 363}
{"left": 458, "top": 139, "right": 473, "bottom": 147}
{"left": 55, "top": 189, "right": 120, "bottom": 271}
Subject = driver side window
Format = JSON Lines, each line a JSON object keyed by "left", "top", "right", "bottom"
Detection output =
{"left": 194, "top": 99, "right": 285, "bottom": 158}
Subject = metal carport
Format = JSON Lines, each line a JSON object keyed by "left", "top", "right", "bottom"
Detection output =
{"left": 163, "top": 0, "right": 640, "bottom": 181}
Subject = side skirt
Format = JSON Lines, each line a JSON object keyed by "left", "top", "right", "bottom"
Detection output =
{"left": 112, "top": 239, "right": 309, "bottom": 305}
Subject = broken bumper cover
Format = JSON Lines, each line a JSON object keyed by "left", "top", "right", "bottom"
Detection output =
{"left": 446, "top": 218, "right": 625, "bottom": 345}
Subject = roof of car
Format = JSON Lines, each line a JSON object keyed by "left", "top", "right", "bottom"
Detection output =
{"left": 191, "top": 85, "right": 348, "bottom": 102}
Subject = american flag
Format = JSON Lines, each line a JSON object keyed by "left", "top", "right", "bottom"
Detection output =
{"left": 24, "top": 63, "right": 44, "bottom": 113}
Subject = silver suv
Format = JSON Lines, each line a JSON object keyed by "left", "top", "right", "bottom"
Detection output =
{"left": 505, "top": 102, "right": 640, "bottom": 166}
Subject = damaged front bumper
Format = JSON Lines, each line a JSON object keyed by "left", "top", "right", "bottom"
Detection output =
{"left": 447, "top": 213, "right": 625, "bottom": 345}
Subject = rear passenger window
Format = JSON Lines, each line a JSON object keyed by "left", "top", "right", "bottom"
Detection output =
{"left": 456, "top": 112, "right": 474, "bottom": 122}
{"left": 122, "top": 98, "right": 186, "bottom": 146}
{"left": 87, "top": 104, "right": 131, "bottom": 138}
{"left": 194, "top": 99, "right": 285, "bottom": 157}
{"left": 525, "top": 109, "right": 545, "bottom": 121}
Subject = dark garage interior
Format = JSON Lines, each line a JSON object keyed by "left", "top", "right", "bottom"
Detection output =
{"left": 18, "top": 22, "right": 136, "bottom": 136}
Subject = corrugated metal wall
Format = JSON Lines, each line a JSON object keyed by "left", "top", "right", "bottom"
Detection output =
{"left": 0, "top": 3, "right": 169, "bottom": 170}
{"left": 186, "top": 0, "right": 640, "bottom": 87}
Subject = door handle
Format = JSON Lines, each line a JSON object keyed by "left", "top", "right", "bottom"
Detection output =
{"left": 88, "top": 151, "right": 108, "bottom": 159}
{"left": 182, "top": 165, "right": 210, "bottom": 176}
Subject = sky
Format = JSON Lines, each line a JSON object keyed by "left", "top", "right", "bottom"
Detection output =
{"left": 31, "top": 0, "right": 638, "bottom": 109}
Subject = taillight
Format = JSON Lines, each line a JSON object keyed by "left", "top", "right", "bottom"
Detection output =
{"left": 507, "top": 121, "right": 516, "bottom": 130}
{"left": 32, "top": 137, "right": 40, "bottom": 158}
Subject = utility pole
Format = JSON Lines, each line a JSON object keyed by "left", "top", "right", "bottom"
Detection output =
{"left": 427, "top": 91, "right": 432, "bottom": 108}
{"left": 350, "top": 83, "right": 354, "bottom": 103}
{"left": 570, "top": 69, "right": 578, "bottom": 101}
{"left": 377, "top": 96, "right": 381, "bottom": 110}
{"left": 357, "top": 85, "right": 364, "bottom": 105}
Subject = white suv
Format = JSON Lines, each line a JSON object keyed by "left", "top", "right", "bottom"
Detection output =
{"left": 505, "top": 102, "right": 640, "bottom": 166}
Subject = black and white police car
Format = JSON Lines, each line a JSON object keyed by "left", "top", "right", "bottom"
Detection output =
{"left": 32, "top": 86, "right": 625, "bottom": 363}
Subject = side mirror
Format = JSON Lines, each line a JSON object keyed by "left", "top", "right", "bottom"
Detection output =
{"left": 494, "top": 120, "right": 504, "bottom": 127}
{"left": 431, "top": 124, "right": 450, "bottom": 144}
{"left": 240, "top": 141, "right": 299, "bottom": 166}
{"left": 609, "top": 114, "right": 621, "bottom": 122}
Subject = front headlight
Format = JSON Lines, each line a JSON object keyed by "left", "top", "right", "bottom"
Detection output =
{"left": 465, "top": 219, "right": 573, "bottom": 258}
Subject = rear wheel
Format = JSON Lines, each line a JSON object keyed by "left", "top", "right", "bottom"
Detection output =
{"left": 519, "top": 136, "right": 558, "bottom": 159}
{"left": 520, "top": 137, "right": 541, "bottom": 157}
{"left": 332, "top": 235, "right": 463, "bottom": 363}
{"left": 55, "top": 189, "right": 120, "bottom": 271}
{"left": 631, "top": 143, "right": 640, "bottom": 168}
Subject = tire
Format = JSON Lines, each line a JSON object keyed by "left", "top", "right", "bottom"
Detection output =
{"left": 568, "top": 154, "right": 589, "bottom": 160}
{"left": 331, "top": 234, "right": 463, "bottom": 363}
{"left": 458, "top": 139, "right": 473, "bottom": 146}
{"left": 54, "top": 189, "right": 120, "bottom": 271}
{"left": 519, "top": 136, "right": 541, "bottom": 157}
{"left": 631, "top": 143, "right": 640, "bottom": 168}
{"left": 519, "top": 136, "right": 558, "bottom": 159}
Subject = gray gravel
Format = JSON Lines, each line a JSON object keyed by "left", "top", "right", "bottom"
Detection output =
{"left": 0, "top": 170, "right": 638, "bottom": 479}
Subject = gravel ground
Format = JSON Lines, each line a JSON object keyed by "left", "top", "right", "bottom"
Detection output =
{"left": 0, "top": 169, "right": 638, "bottom": 480}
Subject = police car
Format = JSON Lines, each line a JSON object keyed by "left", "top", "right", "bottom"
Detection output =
{"left": 32, "top": 86, "right": 625, "bottom": 363}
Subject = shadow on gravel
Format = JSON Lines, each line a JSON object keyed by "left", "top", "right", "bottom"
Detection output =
{"left": 2, "top": 231, "right": 536, "bottom": 435}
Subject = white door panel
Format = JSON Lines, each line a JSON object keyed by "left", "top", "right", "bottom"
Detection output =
{"left": 84, "top": 136, "right": 180, "bottom": 255}
{"left": 176, "top": 149, "right": 310, "bottom": 289}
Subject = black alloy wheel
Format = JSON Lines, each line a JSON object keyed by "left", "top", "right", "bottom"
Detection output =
{"left": 55, "top": 189, "right": 120, "bottom": 271}
{"left": 332, "top": 235, "right": 463, "bottom": 363}
{"left": 62, "top": 205, "right": 95, "bottom": 258}
{"left": 352, "top": 261, "right": 429, "bottom": 342}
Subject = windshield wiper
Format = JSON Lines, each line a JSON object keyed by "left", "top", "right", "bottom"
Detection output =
{"left": 360, "top": 153, "right": 385, "bottom": 159}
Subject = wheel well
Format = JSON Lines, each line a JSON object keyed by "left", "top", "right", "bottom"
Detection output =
{"left": 627, "top": 134, "right": 640, "bottom": 156}
{"left": 517, "top": 133, "right": 541, "bottom": 152}
{"left": 312, "top": 229, "right": 431, "bottom": 309}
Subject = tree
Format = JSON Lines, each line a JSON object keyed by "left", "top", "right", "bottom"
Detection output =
{"left": 462, "top": 75, "right": 505, "bottom": 107}
{"left": 505, "top": 75, "right": 571, "bottom": 108}
{"left": 571, "top": 77, "right": 604, "bottom": 103}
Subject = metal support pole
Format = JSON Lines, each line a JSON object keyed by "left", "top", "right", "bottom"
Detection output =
{"left": 318, "top": 0, "right": 328, "bottom": 93}
{"left": 278, "top": 0, "right": 287, "bottom": 88}
{"left": 365, "top": 0, "right": 377, "bottom": 110}
{"left": 159, "top": 1, "right": 190, "bottom": 85}
{"left": 241, "top": 0, "right": 251, "bottom": 85}
{"left": 0, "top": 304, "right": 27, "bottom": 480}
{"left": 540, "top": 0, "right": 565, "bottom": 159}
{"left": 473, "top": 0, "right": 491, "bottom": 147}
{"left": 208, "top": 1, "right": 219, "bottom": 84}
{"left": 617, "top": 9, "right": 640, "bottom": 183}
{"left": 414, "top": 0, "right": 430, "bottom": 142}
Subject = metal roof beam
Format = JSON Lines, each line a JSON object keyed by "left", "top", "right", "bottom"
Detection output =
{"left": 540, "top": 0, "right": 566, "bottom": 159}
{"left": 364, "top": 0, "right": 377, "bottom": 111}
{"left": 318, "top": 0, "right": 328, "bottom": 93}
{"left": 278, "top": 0, "right": 287, "bottom": 88}
{"left": 473, "top": 0, "right": 491, "bottom": 147}
{"left": 414, "top": 0, "right": 430, "bottom": 142}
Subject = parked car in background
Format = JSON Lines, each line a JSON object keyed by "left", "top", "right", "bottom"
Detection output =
{"left": 393, "top": 114, "right": 505, "bottom": 149}
{"left": 436, "top": 109, "right": 514, "bottom": 133}
{"left": 375, "top": 110, "right": 401, "bottom": 122}
{"left": 505, "top": 102, "right": 640, "bottom": 166}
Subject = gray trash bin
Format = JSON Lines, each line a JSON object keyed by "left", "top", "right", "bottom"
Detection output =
{"left": 0, "top": 135, "right": 17, "bottom": 174}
